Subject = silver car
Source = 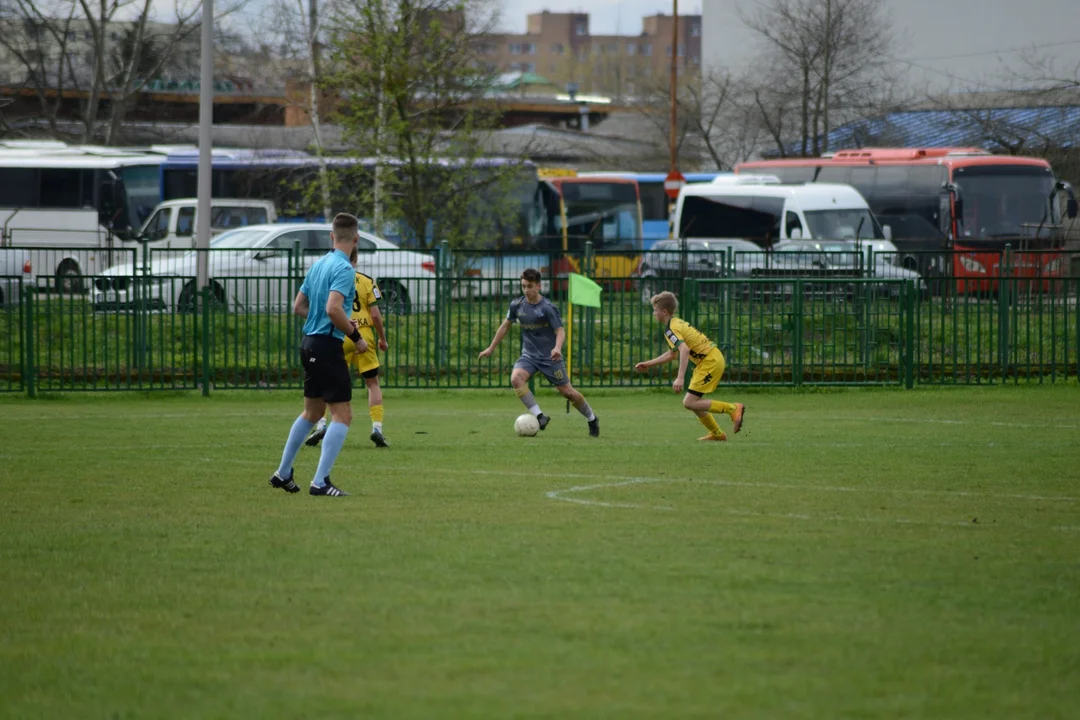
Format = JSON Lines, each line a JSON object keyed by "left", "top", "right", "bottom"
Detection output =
{"left": 94, "top": 223, "right": 436, "bottom": 314}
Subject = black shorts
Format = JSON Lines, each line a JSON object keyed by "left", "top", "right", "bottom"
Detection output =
{"left": 300, "top": 335, "right": 352, "bottom": 404}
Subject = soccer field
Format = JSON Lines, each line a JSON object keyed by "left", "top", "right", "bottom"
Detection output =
{"left": 1, "top": 387, "right": 1079, "bottom": 718}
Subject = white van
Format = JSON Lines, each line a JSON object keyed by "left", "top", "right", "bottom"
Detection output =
{"left": 673, "top": 177, "right": 891, "bottom": 248}
{"left": 136, "top": 198, "right": 278, "bottom": 253}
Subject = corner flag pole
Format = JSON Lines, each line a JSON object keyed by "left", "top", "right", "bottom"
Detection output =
{"left": 565, "top": 300, "right": 572, "bottom": 413}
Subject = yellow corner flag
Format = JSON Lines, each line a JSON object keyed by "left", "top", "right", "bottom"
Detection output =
{"left": 568, "top": 273, "right": 602, "bottom": 308}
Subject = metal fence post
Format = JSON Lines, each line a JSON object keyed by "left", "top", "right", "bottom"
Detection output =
{"left": 436, "top": 240, "right": 451, "bottom": 367}
{"left": 23, "top": 285, "right": 35, "bottom": 398}
{"left": 793, "top": 279, "right": 804, "bottom": 386}
{"left": 998, "top": 244, "right": 1012, "bottom": 379}
{"left": 904, "top": 280, "right": 915, "bottom": 389}
{"left": 583, "top": 240, "right": 595, "bottom": 368}
{"left": 201, "top": 286, "right": 211, "bottom": 397}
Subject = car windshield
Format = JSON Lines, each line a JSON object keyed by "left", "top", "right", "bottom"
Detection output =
{"left": 208, "top": 228, "right": 273, "bottom": 249}
{"left": 803, "top": 209, "right": 883, "bottom": 241}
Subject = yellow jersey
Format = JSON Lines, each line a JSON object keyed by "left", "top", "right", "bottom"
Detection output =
{"left": 663, "top": 317, "right": 716, "bottom": 363}
{"left": 349, "top": 272, "right": 381, "bottom": 329}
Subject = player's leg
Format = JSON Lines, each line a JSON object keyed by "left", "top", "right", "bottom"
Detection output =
{"left": 552, "top": 373, "right": 599, "bottom": 437}
{"left": 699, "top": 351, "right": 744, "bottom": 433}
{"left": 364, "top": 372, "right": 388, "bottom": 447}
{"left": 683, "top": 391, "right": 726, "bottom": 441}
{"left": 271, "top": 341, "right": 324, "bottom": 493}
{"left": 511, "top": 362, "right": 549, "bottom": 430}
{"left": 310, "top": 344, "right": 353, "bottom": 496}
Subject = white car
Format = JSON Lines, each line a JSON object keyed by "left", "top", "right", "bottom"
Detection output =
{"left": 94, "top": 223, "right": 436, "bottom": 314}
{"left": 0, "top": 248, "right": 34, "bottom": 306}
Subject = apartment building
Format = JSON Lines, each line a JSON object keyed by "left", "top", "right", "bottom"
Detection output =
{"left": 477, "top": 11, "right": 702, "bottom": 99}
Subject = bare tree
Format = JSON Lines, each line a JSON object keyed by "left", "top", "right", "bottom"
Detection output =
{"left": 738, "top": 0, "right": 901, "bottom": 157}
{"left": 1, "top": 0, "right": 243, "bottom": 143}
{"left": 0, "top": 0, "right": 82, "bottom": 136}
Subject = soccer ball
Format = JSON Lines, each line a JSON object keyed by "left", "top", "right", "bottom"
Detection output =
{"left": 514, "top": 413, "right": 540, "bottom": 437}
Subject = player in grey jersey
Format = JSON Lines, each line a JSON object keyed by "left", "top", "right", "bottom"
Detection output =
{"left": 479, "top": 268, "right": 599, "bottom": 436}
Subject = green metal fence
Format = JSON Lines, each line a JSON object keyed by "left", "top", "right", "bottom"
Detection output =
{"left": 3, "top": 245, "right": 1078, "bottom": 394}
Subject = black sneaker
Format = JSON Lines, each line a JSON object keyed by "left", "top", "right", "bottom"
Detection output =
{"left": 269, "top": 470, "right": 300, "bottom": 494}
{"left": 588, "top": 417, "right": 600, "bottom": 438}
{"left": 309, "top": 478, "right": 349, "bottom": 497}
{"left": 537, "top": 413, "right": 550, "bottom": 431}
{"left": 304, "top": 422, "right": 327, "bottom": 447}
{"left": 370, "top": 430, "right": 389, "bottom": 448}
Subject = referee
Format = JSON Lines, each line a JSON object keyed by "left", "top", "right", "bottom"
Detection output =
{"left": 269, "top": 213, "right": 366, "bottom": 497}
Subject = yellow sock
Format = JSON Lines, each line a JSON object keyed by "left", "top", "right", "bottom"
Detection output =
{"left": 710, "top": 400, "right": 737, "bottom": 416}
{"left": 369, "top": 404, "right": 384, "bottom": 423}
{"left": 698, "top": 414, "right": 723, "bottom": 436}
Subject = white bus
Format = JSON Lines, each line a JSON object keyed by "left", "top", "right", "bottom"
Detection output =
{"left": 0, "top": 142, "right": 166, "bottom": 292}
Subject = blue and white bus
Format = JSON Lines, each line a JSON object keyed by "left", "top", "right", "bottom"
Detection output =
{"left": 579, "top": 171, "right": 730, "bottom": 249}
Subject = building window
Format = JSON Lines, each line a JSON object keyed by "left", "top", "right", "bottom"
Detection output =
{"left": 526, "top": 43, "right": 536, "bottom": 55}
{"left": 626, "top": 43, "right": 636, "bottom": 56}
{"left": 552, "top": 43, "right": 565, "bottom": 55}
{"left": 608, "top": 42, "right": 618, "bottom": 53}
{"left": 691, "top": 23, "right": 701, "bottom": 38}
{"left": 509, "top": 43, "right": 521, "bottom": 55}
{"left": 642, "top": 43, "right": 652, "bottom": 57}
{"left": 575, "top": 22, "right": 586, "bottom": 36}
{"left": 678, "top": 43, "right": 685, "bottom": 57}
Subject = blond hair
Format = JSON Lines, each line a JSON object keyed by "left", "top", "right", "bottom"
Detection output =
{"left": 650, "top": 291, "right": 678, "bottom": 314}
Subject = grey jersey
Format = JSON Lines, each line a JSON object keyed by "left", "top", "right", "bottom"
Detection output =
{"left": 507, "top": 296, "right": 563, "bottom": 360}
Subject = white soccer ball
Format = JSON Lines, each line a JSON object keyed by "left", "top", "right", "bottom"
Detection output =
{"left": 514, "top": 413, "right": 540, "bottom": 437}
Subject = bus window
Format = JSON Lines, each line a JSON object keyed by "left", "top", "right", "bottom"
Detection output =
{"left": 772, "top": 167, "right": 816, "bottom": 183}
{"left": 680, "top": 194, "right": 779, "bottom": 245}
{"left": 848, "top": 167, "right": 876, "bottom": 198}
{"left": 638, "top": 180, "right": 669, "bottom": 222}
{"left": 0, "top": 169, "right": 38, "bottom": 206}
{"left": 817, "top": 166, "right": 852, "bottom": 184}
{"left": 41, "top": 169, "right": 82, "bottom": 207}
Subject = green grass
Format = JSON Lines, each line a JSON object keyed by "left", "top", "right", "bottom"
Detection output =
{"left": 2, "top": 387, "right": 1080, "bottom": 718}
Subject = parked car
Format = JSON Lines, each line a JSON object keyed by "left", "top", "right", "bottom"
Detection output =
{"left": 0, "top": 248, "right": 34, "bottom": 306}
{"left": 770, "top": 240, "right": 928, "bottom": 298}
{"left": 94, "top": 223, "right": 435, "bottom": 314}
{"left": 635, "top": 238, "right": 760, "bottom": 303}
{"left": 132, "top": 198, "right": 278, "bottom": 254}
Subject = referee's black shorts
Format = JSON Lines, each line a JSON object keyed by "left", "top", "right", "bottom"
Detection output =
{"left": 300, "top": 335, "right": 352, "bottom": 404}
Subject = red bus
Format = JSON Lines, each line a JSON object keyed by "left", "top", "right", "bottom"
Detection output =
{"left": 737, "top": 148, "right": 1078, "bottom": 291}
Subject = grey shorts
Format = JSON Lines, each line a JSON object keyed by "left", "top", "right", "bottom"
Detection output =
{"left": 514, "top": 356, "right": 569, "bottom": 386}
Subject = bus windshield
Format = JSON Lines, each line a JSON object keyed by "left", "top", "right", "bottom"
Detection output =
{"left": 118, "top": 165, "right": 164, "bottom": 229}
{"left": 954, "top": 165, "right": 1055, "bottom": 240}
{"left": 803, "top": 209, "right": 884, "bottom": 241}
{"left": 558, "top": 181, "right": 640, "bottom": 250}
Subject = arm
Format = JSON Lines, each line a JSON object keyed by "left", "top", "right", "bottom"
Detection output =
{"left": 327, "top": 290, "right": 368, "bottom": 353}
{"left": 551, "top": 326, "right": 565, "bottom": 362}
{"left": 672, "top": 344, "right": 692, "bottom": 393}
{"left": 634, "top": 348, "right": 676, "bottom": 372}
{"left": 369, "top": 304, "right": 388, "bottom": 351}
{"left": 293, "top": 290, "right": 310, "bottom": 319}
{"left": 479, "top": 319, "right": 513, "bottom": 358}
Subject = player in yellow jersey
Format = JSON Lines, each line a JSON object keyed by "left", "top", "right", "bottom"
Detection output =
{"left": 634, "top": 291, "right": 745, "bottom": 441}
{"left": 306, "top": 246, "right": 390, "bottom": 448}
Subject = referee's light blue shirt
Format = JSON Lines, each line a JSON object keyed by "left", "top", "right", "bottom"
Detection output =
{"left": 300, "top": 249, "right": 356, "bottom": 339}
